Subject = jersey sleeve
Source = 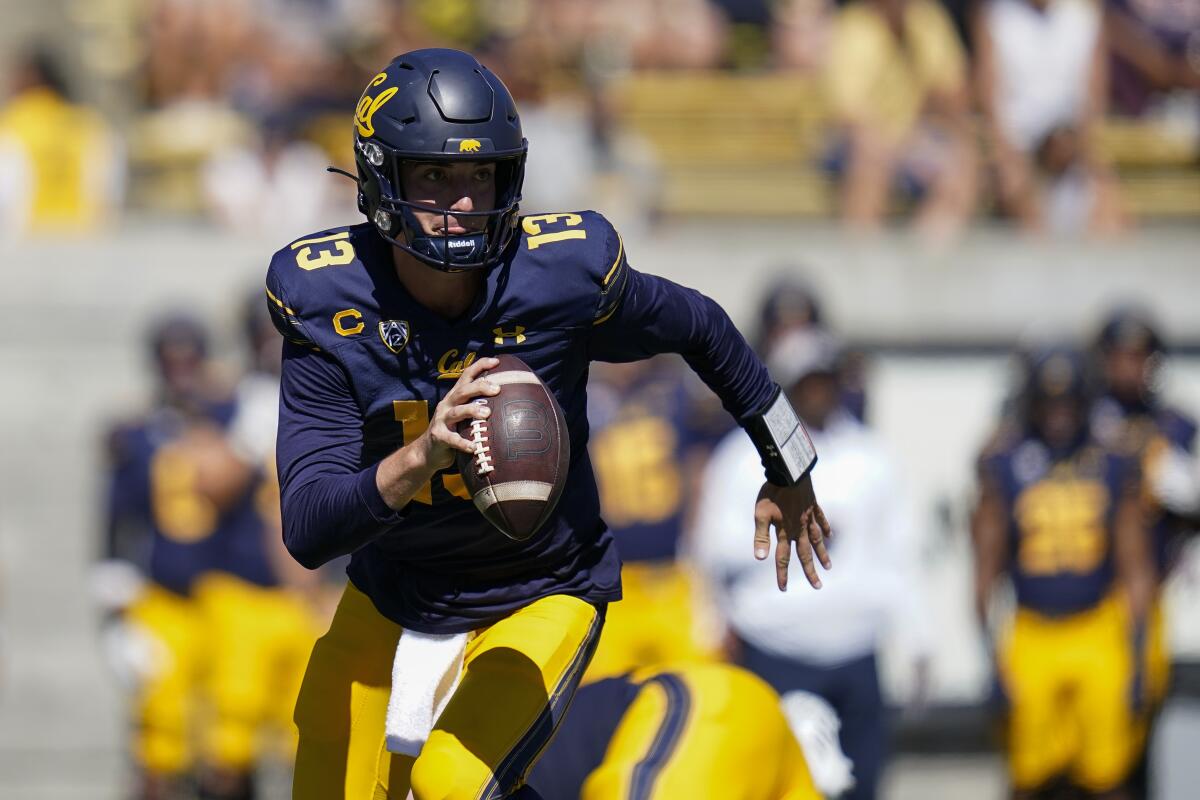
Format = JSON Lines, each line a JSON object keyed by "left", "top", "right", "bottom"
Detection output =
{"left": 587, "top": 217, "right": 776, "bottom": 423}
{"left": 265, "top": 247, "right": 317, "bottom": 349}
{"left": 276, "top": 340, "right": 406, "bottom": 568}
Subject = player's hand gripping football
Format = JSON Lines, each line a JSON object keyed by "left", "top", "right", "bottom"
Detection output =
{"left": 422, "top": 357, "right": 501, "bottom": 470}
{"left": 754, "top": 473, "right": 832, "bottom": 591}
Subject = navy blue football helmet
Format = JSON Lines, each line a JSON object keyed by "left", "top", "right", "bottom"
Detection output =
{"left": 350, "top": 48, "right": 527, "bottom": 271}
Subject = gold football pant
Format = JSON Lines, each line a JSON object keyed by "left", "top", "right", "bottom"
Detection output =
{"left": 999, "top": 594, "right": 1139, "bottom": 792}
{"left": 194, "top": 573, "right": 323, "bottom": 772}
{"left": 582, "top": 664, "right": 822, "bottom": 799}
{"left": 584, "top": 561, "right": 719, "bottom": 684}
{"left": 124, "top": 584, "right": 205, "bottom": 776}
{"left": 292, "top": 582, "right": 603, "bottom": 799}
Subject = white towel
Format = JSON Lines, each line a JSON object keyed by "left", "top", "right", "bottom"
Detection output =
{"left": 385, "top": 630, "right": 468, "bottom": 756}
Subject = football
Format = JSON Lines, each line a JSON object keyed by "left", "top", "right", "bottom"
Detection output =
{"left": 455, "top": 355, "right": 570, "bottom": 540}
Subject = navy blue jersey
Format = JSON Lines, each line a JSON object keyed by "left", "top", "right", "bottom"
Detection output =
{"left": 982, "top": 438, "right": 1137, "bottom": 616}
{"left": 266, "top": 212, "right": 775, "bottom": 633}
{"left": 104, "top": 402, "right": 279, "bottom": 596}
{"left": 588, "top": 361, "right": 718, "bottom": 563}
{"left": 1092, "top": 393, "right": 1198, "bottom": 570}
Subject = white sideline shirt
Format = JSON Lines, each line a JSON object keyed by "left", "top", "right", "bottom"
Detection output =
{"left": 694, "top": 410, "right": 932, "bottom": 667}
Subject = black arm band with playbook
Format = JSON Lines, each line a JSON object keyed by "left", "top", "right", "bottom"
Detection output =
{"left": 743, "top": 385, "right": 818, "bottom": 487}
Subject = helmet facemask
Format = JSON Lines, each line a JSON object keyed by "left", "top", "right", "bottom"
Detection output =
{"left": 355, "top": 135, "right": 526, "bottom": 273}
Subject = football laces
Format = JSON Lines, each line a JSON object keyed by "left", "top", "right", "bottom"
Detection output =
{"left": 469, "top": 404, "right": 494, "bottom": 475}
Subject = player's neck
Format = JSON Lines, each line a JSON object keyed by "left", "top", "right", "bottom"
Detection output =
{"left": 391, "top": 247, "right": 484, "bottom": 320}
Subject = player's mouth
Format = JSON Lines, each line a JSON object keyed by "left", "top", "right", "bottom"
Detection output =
{"left": 435, "top": 218, "right": 483, "bottom": 236}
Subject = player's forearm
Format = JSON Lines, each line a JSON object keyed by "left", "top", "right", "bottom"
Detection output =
{"left": 375, "top": 434, "right": 441, "bottom": 510}
{"left": 280, "top": 464, "right": 406, "bottom": 569}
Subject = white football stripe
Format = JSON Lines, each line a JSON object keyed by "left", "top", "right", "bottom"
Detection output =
{"left": 473, "top": 481, "right": 554, "bottom": 512}
{"left": 487, "top": 371, "right": 541, "bottom": 387}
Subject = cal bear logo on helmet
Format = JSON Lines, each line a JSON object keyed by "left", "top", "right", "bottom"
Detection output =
{"left": 459, "top": 139, "right": 482, "bottom": 153}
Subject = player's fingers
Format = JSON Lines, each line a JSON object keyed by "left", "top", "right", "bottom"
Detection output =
{"left": 808, "top": 510, "right": 832, "bottom": 571}
{"left": 459, "top": 356, "right": 499, "bottom": 382}
{"left": 753, "top": 501, "right": 774, "bottom": 560}
{"left": 794, "top": 532, "right": 822, "bottom": 590}
{"left": 813, "top": 503, "right": 832, "bottom": 540}
{"left": 448, "top": 377, "right": 500, "bottom": 406}
{"left": 442, "top": 400, "right": 491, "bottom": 427}
{"left": 774, "top": 529, "right": 790, "bottom": 592}
{"left": 430, "top": 421, "right": 478, "bottom": 455}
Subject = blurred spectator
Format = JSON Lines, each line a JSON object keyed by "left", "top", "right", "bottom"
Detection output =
{"left": 696, "top": 329, "right": 932, "bottom": 800}
{"left": 609, "top": 0, "right": 729, "bottom": 70}
{"left": 824, "top": 0, "right": 977, "bottom": 238}
{"left": 583, "top": 357, "right": 726, "bottom": 683}
{"left": 973, "top": 345, "right": 1153, "bottom": 799}
{"left": 974, "top": 0, "right": 1127, "bottom": 235}
{"left": 202, "top": 119, "right": 351, "bottom": 238}
{"left": 1106, "top": 0, "right": 1200, "bottom": 119}
{"left": 773, "top": 0, "right": 836, "bottom": 71}
{"left": 0, "top": 48, "right": 122, "bottom": 236}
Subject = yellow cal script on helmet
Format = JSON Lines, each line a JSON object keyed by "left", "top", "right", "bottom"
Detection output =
{"left": 356, "top": 73, "right": 398, "bottom": 138}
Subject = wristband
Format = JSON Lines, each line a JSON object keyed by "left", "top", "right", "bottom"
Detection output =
{"left": 743, "top": 386, "right": 818, "bottom": 487}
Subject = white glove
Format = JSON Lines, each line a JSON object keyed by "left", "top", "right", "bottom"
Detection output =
{"left": 781, "top": 690, "right": 856, "bottom": 798}
{"left": 99, "top": 615, "right": 167, "bottom": 690}
{"left": 1148, "top": 445, "right": 1200, "bottom": 516}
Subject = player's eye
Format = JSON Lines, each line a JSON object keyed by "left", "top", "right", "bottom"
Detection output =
{"left": 474, "top": 167, "right": 495, "bottom": 184}
{"left": 421, "top": 168, "right": 446, "bottom": 183}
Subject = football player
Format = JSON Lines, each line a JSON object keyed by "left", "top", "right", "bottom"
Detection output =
{"left": 1089, "top": 308, "right": 1199, "bottom": 797}
{"left": 95, "top": 314, "right": 236, "bottom": 799}
{"left": 265, "top": 49, "right": 831, "bottom": 799}
{"left": 190, "top": 293, "right": 328, "bottom": 800}
{"left": 582, "top": 357, "right": 726, "bottom": 682}
{"left": 524, "top": 663, "right": 824, "bottom": 799}
{"left": 973, "top": 345, "right": 1155, "bottom": 799}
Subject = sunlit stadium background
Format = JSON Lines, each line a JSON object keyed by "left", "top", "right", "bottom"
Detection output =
{"left": 1, "top": 0, "right": 1199, "bottom": 797}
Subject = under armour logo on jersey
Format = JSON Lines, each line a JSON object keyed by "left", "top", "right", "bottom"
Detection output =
{"left": 493, "top": 326, "right": 526, "bottom": 345}
{"left": 379, "top": 320, "right": 410, "bottom": 354}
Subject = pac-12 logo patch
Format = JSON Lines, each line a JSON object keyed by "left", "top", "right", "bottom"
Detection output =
{"left": 379, "top": 320, "right": 411, "bottom": 354}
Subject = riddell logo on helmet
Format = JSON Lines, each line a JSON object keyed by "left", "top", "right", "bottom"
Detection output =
{"left": 448, "top": 239, "right": 473, "bottom": 249}
{"left": 459, "top": 139, "right": 482, "bottom": 153}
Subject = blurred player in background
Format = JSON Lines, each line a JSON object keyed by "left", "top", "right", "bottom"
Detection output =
{"left": 0, "top": 47, "right": 122, "bottom": 236}
{"left": 1089, "top": 307, "right": 1200, "bottom": 798}
{"left": 582, "top": 356, "right": 727, "bottom": 682}
{"left": 189, "top": 293, "right": 328, "bottom": 800}
{"left": 95, "top": 315, "right": 236, "bottom": 799}
{"left": 696, "top": 329, "right": 932, "bottom": 800}
{"left": 754, "top": 277, "right": 868, "bottom": 423}
{"left": 973, "top": 345, "right": 1154, "bottom": 800}
{"left": 525, "top": 662, "right": 824, "bottom": 799}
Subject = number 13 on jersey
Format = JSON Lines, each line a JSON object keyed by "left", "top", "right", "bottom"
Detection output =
{"left": 393, "top": 400, "right": 471, "bottom": 503}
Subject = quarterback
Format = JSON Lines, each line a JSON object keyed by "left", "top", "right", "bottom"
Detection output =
{"left": 266, "top": 48, "right": 829, "bottom": 799}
